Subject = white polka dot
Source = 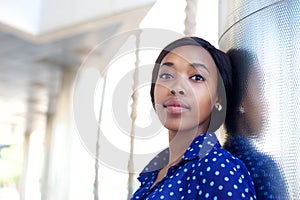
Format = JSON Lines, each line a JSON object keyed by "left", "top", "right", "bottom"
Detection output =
{"left": 177, "top": 180, "right": 182, "bottom": 184}
{"left": 188, "top": 189, "right": 191, "bottom": 194}
{"left": 213, "top": 196, "right": 218, "bottom": 200}
{"left": 202, "top": 178, "right": 206, "bottom": 184}
{"left": 212, "top": 158, "right": 217, "bottom": 162}
{"left": 224, "top": 177, "right": 229, "bottom": 182}
{"left": 245, "top": 188, "right": 249, "bottom": 193}
{"left": 168, "top": 184, "right": 172, "bottom": 188}
{"left": 184, "top": 168, "right": 188, "bottom": 172}
{"left": 215, "top": 171, "right": 220, "bottom": 176}
{"left": 218, "top": 185, "right": 223, "bottom": 190}
{"left": 160, "top": 195, "right": 165, "bottom": 199}
{"left": 227, "top": 192, "right": 233, "bottom": 197}
{"left": 233, "top": 184, "right": 238, "bottom": 189}
{"left": 210, "top": 181, "right": 214, "bottom": 187}
{"left": 179, "top": 187, "right": 183, "bottom": 192}
{"left": 206, "top": 167, "right": 211, "bottom": 172}
{"left": 241, "top": 193, "right": 246, "bottom": 198}
{"left": 221, "top": 163, "right": 225, "bottom": 168}
{"left": 238, "top": 178, "right": 243, "bottom": 183}
{"left": 169, "top": 192, "right": 174, "bottom": 196}
{"left": 205, "top": 193, "right": 210, "bottom": 198}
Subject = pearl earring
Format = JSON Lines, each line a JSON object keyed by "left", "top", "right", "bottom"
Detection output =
{"left": 215, "top": 103, "right": 222, "bottom": 111}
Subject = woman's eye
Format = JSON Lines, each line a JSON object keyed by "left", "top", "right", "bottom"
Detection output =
{"left": 159, "top": 73, "right": 174, "bottom": 79}
{"left": 190, "top": 74, "right": 205, "bottom": 81}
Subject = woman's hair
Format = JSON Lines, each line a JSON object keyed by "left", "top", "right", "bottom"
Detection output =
{"left": 150, "top": 37, "right": 233, "bottom": 131}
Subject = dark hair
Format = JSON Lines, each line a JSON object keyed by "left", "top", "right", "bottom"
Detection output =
{"left": 150, "top": 37, "right": 233, "bottom": 131}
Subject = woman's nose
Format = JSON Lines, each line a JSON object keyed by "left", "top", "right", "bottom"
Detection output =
{"left": 169, "top": 76, "right": 187, "bottom": 95}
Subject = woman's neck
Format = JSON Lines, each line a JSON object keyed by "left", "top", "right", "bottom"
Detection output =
{"left": 168, "top": 127, "right": 206, "bottom": 165}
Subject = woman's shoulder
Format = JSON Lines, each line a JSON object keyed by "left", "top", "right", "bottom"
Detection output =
{"left": 192, "top": 144, "right": 254, "bottom": 184}
{"left": 189, "top": 146, "right": 257, "bottom": 198}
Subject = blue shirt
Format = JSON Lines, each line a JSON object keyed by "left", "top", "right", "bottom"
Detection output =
{"left": 131, "top": 133, "right": 257, "bottom": 200}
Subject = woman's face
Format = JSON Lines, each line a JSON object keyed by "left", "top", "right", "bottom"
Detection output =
{"left": 154, "top": 45, "right": 219, "bottom": 133}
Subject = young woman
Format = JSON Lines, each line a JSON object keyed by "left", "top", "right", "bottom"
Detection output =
{"left": 131, "top": 37, "right": 256, "bottom": 199}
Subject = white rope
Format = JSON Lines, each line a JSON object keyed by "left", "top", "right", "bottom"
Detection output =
{"left": 94, "top": 77, "right": 107, "bottom": 200}
{"left": 184, "top": 0, "right": 199, "bottom": 36}
{"left": 127, "top": 30, "right": 141, "bottom": 200}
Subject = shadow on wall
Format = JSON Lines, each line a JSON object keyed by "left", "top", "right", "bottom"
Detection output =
{"left": 223, "top": 49, "right": 288, "bottom": 199}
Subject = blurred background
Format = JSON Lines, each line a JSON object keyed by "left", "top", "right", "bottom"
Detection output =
{"left": 0, "top": 0, "right": 218, "bottom": 199}
{"left": 0, "top": 0, "right": 299, "bottom": 199}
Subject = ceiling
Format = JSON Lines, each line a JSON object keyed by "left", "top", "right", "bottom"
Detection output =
{"left": 0, "top": 3, "right": 155, "bottom": 144}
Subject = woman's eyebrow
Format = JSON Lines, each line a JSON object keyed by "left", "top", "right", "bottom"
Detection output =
{"left": 190, "top": 63, "right": 210, "bottom": 73}
{"left": 160, "top": 62, "right": 174, "bottom": 67}
{"left": 160, "top": 62, "right": 210, "bottom": 73}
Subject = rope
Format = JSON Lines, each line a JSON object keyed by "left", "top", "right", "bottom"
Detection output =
{"left": 94, "top": 77, "right": 107, "bottom": 200}
{"left": 184, "top": 0, "right": 199, "bottom": 36}
{"left": 127, "top": 30, "right": 141, "bottom": 200}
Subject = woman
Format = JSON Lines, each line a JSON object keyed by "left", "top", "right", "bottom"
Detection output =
{"left": 131, "top": 37, "right": 256, "bottom": 199}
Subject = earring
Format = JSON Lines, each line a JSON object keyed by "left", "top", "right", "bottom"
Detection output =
{"left": 239, "top": 106, "right": 245, "bottom": 114}
{"left": 215, "top": 103, "right": 222, "bottom": 111}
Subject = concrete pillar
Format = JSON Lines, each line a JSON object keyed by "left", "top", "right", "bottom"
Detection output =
{"left": 41, "top": 66, "right": 77, "bottom": 200}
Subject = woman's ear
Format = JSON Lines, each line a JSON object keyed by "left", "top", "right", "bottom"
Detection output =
{"left": 209, "top": 97, "right": 226, "bottom": 132}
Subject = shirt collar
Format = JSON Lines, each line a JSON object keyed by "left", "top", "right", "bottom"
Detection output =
{"left": 139, "top": 132, "right": 220, "bottom": 179}
{"left": 182, "top": 132, "right": 220, "bottom": 161}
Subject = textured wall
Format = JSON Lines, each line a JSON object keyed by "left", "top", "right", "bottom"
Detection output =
{"left": 219, "top": 0, "right": 300, "bottom": 199}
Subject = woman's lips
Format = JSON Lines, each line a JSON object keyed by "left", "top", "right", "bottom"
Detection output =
{"left": 163, "top": 98, "right": 190, "bottom": 114}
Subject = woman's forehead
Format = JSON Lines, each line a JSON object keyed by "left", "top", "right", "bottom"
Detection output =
{"left": 161, "top": 45, "right": 217, "bottom": 71}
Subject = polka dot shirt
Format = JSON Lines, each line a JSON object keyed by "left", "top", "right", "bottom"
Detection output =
{"left": 131, "top": 133, "right": 257, "bottom": 200}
